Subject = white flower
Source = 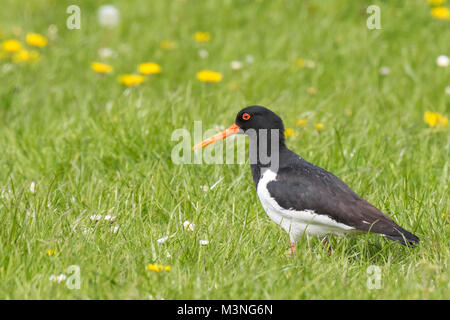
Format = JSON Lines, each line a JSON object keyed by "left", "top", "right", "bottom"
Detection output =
{"left": 104, "top": 215, "right": 116, "bottom": 222}
{"left": 83, "top": 227, "right": 93, "bottom": 234}
{"left": 379, "top": 66, "right": 390, "bottom": 76}
{"left": 166, "top": 252, "right": 172, "bottom": 258}
{"left": 98, "top": 47, "right": 114, "bottom": 58}
{"left": 436, "top": 55, "right": 449, "bottom": 68}
{"left": 111, "top": 225, "right": 119, "bottom": 233}
{"left": 230, "top": 60, "right": 243, "bottom": 70}
{"left": 26, "top": 211, "right": 36, "bottom": 218}
{"left": 89, "top": 214, "right": 103, "bottom": 221}
{"left": 157, "top": 236, "right": 169, "bottom": 244}
{"left": 198, "top": 49, "right": 209, "bottom": 59}
{"left": 47, "top": 24, "right": 58, "bottom": 41}
{"left": 30, "top": 182, "right": 37, "bottom": 193}
{"left": 305, "top": 60, "right": 316, "bottom": 69}
{"left": 49, "top": 274, "right": 66, "bottom": 283}
{"left": 201, "top": 185, "right": 209, "bottom": 192}
{"left": 2, "top": 64, "right": 14, "bottom": 74}
{"left": 183, "top": 220, "right": 195, "bottom": 231}
{"left": 199, "top": 240, "right": 209, "bottom": 246}
{"left": 445, "top": 86, "right": 450, "bottom": 95}
{"left": 98, "top": 5, "right": 120, "bottom": 27}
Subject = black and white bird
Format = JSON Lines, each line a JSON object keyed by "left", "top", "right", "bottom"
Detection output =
{"left": 194, "top": 106, "right": 419, "bottom": 253}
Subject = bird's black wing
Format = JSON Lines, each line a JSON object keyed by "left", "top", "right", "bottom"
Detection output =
{"left": 266, "top": 162, "right": 419, "bottom": 245}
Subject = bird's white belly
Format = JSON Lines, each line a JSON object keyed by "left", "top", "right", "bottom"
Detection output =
{"left": 256, "top": 169, "right": 355, "bottom": 241}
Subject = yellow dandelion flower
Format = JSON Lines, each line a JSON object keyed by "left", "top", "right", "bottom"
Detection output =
{"left": 2, "top": 39, "right": 21, "bottom": 53}
{"left": 160, "top": 40, "right": 177, "bottom": 50}
{"left": 424, "top": 111, "right": 448, "bottom": 127}
{"left": 428, "top": 0, "right": 446, "bottom": 6}
{"left": 147, "top": 264, "right": 170, "bottom": 272}
{"left": 307, "top": 87, "right": 317, "bottom": 95}
{"left": 316, "top": 123, "right": 324, "bottom": 131}
{"left": 196, "top": 70, "right": 222, "bottom": 82}
{"left": 26, "top": 33, "right": 48, "bottom": 48}
{"left": 284, "top": 128, "right": 295, "bottom": 137}
{"left": 442, "top": 213, "right": 447, "bottom": 219}
{"left": 424, "top": 111, "right": 438, "bottom": 126}
{"left": 431, "top": 7, "right": 450, "bottom": 19}
{"left": 296, "top": 119, "right": 308, "bottom": 127}
{"left": 146, "top": 264, "right": 158, "bottom": 272}
{"left": 47, "top": 249, "right": 56, "bottom": 256}
{"left": 91, "top": 62, "right": 113, "bottom": 74}
{"left": 12, "top": 49, "right": 40, "bottom": 63}
{"left": 194, "top": 32, "right": 211, "bottom": 42}
{"left": 118, "top": 74, "right": 145, "bottom": 86}
{"left": 138, "top": 62, "right": 162, "bottom": 75}
{"left": 297, "top": 58, "right": 306, "bottom": 67}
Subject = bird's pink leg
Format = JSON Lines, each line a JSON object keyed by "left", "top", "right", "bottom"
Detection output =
{"left": 289, "top": 242, "right": 297, "bottom": 255}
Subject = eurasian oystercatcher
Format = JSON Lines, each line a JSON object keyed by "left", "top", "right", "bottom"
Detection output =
{"left": 194, "top": 106, "right": 420, "bottom": 253}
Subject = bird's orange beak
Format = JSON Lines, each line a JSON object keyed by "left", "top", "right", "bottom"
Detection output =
{"left": 193, "top": 123, "right": 240, "bottom": 150}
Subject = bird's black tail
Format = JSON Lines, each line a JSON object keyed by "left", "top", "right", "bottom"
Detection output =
{"left": 384, "top": 226, "right": 420, "bottom": 247}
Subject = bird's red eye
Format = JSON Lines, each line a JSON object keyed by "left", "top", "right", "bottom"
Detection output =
{"left": 242, "top": 113, "right": 251, "bottom": 120}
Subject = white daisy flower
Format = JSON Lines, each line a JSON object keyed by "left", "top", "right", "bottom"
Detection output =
{"left": 26, "top": 211, "right": 36, "bottom": 218}
{"left": 230, "top": 60, "right": 243, "bottom": 70}
{"left": 199, "top": 240, "right": 209, "bottom": 246}
{"left": 90, "top": 214, "right": 103, "bottom": 221}
{"left": 157, "top": 236, "right": 169, "bottom": 244}
{"left": 98, "top": 47, "right": 114, "bottom": 58}
{"left": 379, "top": 66, "right": 390, "bottom": 76}
{"left": 49, "top": 274, "right": 66, "bottom": 283}
{"left": 183, "top": 221, "right": 195, "bottom": 231}
{"left": 436, "top": 55, "right": 449, "bottom": 68}
{"left": 30, "top": 182, "right": 37, "bottom": 193}
{"left": 58, "top": 274, "right": 67, "bottom": 282}
{"left": 111, "top": 225, "right": 119, "bottom": 233}
{"left": 47, "top": 24, "right": 58, "bottom": 41}
{"left": 83, "top": 227, "right": 93, "bottom": 235}
{"left": 305, "top": 60, "right": 316, "bottom": 69}
{"left": 98, "top": 5, "right": 120, "bottom": 27}
{"left": 198, "top": 49, "right": 209, "bottom": 59}
{"left": 104, "top": 215, "right": 116, "bottom": 222}
{"left": 2, "top": 64, "right": 14, "bottom": 74}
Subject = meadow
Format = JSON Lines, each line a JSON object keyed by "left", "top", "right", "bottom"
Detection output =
{"left": 0, "top": 0, "right": 448, "bottom": 299}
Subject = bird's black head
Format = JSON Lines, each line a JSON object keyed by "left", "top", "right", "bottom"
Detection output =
{"left": 193, "top": 105, "right": 286, "bottom": 153}
{"left": 235, "top": 105, "right": 285, "bottom": 134}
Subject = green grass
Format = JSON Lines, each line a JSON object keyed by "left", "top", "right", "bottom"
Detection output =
{"left": 0, "top": 0, "right": 449, "bottom": 299}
